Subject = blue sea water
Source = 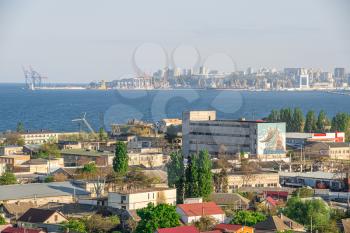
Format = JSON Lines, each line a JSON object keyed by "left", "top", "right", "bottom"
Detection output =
{"left": 0, "top": 83, "right": 350, "bottom": 132}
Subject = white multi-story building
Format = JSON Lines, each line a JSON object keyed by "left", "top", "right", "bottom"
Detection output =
{"left": 108, "top": 187, "right": 176, "bottom": 210}
{"left": 20, "top": 131, "right": 58, "bottom": 145}
{"left": 182, "top": 111, "right": 287, "bottom": 160}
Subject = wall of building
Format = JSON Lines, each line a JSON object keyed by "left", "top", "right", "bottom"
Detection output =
{"left": 227, "top": 172, "right": 280, "bottom": 191}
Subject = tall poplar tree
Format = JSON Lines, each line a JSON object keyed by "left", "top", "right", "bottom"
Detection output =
{"left": 197, "top": 150, "right": 213, "bottom": 200}
{"left": 304, "top": 110, "right": 317, "bottom": 132}
{"left": 113, "top": 141, "right": 128, "bottom": 175}
{"left": 167, "top": 151, "right": 185, "bottom": 203}
{"left": 316, "top": 110, "right": 329, "bottom": 132}
{"left": 185, "top": 153, "right": 199, "bottom": 198}
{"left": 292, "top": 108, "right": 305, "bottom": 132}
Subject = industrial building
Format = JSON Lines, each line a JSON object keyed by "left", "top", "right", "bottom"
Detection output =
{"left": 182, "top": 111, "right": 286, "bottom": 160}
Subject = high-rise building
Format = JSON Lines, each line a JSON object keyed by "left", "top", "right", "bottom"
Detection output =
{"left": 334, "top": 68, "right": 346, "bottom": 78}
{"left": 182, "top": 111, "right": 287, "bottom": 161}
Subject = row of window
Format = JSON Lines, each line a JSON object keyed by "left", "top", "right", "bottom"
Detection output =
{"left": 190, "top": 132, "right": 250, "bottom": 138}
{"left": 190, "top": 123, "right": 251, "bottom": 128}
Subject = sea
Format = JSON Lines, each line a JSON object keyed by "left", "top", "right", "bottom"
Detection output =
{"left": 0, "top": 83, "right": 350, "bottom": 132}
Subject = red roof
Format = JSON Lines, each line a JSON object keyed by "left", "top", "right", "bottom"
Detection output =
{"left": 214, "top": 224, "right": 243, "bottom": 231}
{"left": 2, "top": 227, "right": 43, "bottom": 233}
{"left": 264, "top": 190, "right": 289, "bottom": 198}
{"left": 177, "top": 202, "right": 224, "bottom": 217}
{"left": 201, "top": 231, "right": 222, "bottom": 233}
{"left": 157, "top": 226, "right": 199, "bottom": 233}
{"left": 266, "top": 196, "right": 277, "bottom": 206}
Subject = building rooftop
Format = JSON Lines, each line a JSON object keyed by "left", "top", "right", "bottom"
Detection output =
{"left": 60, "top": 149, "right": 113, "bottom": 157}
{"left": 157, "top": 226, "right": 199, "bottom": 233}
{"left": 111, "top": 187, "right": 175, "bottom": 195}
{"left": 279, "top": 171, "right": 337, "bottom": 180}
{"left": 1, "top": 227, "right": 44, "bottom": 233}
{"left": 177, "top": 202, "right": 224, "bottom": 217}
{"left": 17, "top": 208, "right": 61, "bottom": 223}
{"left": 209, "top": 193, "right": 250, "bottom": 206}
{"left": 0, "top": 182, "right": 90, "bottom": 201}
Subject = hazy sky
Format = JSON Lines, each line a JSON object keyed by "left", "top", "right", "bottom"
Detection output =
{"left": 0, "top": 0, "right": 349, "bottom": 83}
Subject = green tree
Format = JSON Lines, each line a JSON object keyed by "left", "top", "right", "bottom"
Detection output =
{"left": 284, "top": 197, "right": 337, "bottom": 233}
{"left": 81, "top": 162, "right": 97, "bottom": 174}
{"left": 185, "top": 153, "right": 200, "bottom": 198}
{"left": 37, "top": 142, "right": 61, "bottom": 159}
{"left": 292, "top": 187, "right": 314, "bottom": 198}
{"left": 197, "top": 150, "right": 213, "bottom": 200}
{"left": 113, "top": 141, "right": 128, "bottom": 175}
{"left": 136, "top": 203, "right": 180, "bottom": 233}
{"left": 292, "top": 108, "right": 305, "bottom": 132}
{"left": 16, "top": 122, "right": 25, "bottom": 133}
{"left": 280, "top": 108, "right": 293, "bottom": 132}
{"left": 98, "top": 127, "right": 108, "bottom": 141}
{"left": 44, "top": 175, "right": 54, "bottom": 183}
{"left": 84, "top": 214, "right": 120, "bottom": 233}
{"left": 0, "top": 215, "right": 6, "bottom": 225}
{"left": 267, "top": 109, "right": 280, "bottom": 122}
{"left": 167, "top": 151, "right": 185, "bottom": 203}
{"left": 230, "top": 210, "right": 266, "bottom": 226}
{"left": 304, "top": 110, "right": 317, "bottom": 133}
{"left": 0, "top": 171, "right": 17, "bottom": 185}
{"left": 331, "top": 112, "right": 350, "bottom": 141}
{"left": 62, "top": 219, "right": 87, "bottom": 233}
{"left": 316, "top": 110, "right": 329, "bottom": 132}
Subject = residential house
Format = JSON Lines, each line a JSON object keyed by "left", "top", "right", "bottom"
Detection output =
{"left": 0, "top": 146, "right": 23, "bottom": 156}
{"left": 1, "top": 227, "right": 45, "bottom": 233}
{"left": 156, "top": 226, "right": 199, "bottom": 233}
{"left": 303, "top": 141, "right": 350, "bottom": 160}
{"left": 225, "top": 171, "right": 280, "bottom": 191}
{"left": 254, "top": 215, "right": 306, "bottom": 232}
{"left": 209, "top": 193, "right": 250, "bottom": 211}
{"left": 214, "top": 224, "right": 254, "bottom": 233}
{"left": 0, "top": 155, "right": 30, "bottom": 171}
{"left": 128, "top": 148, "right": 164, "bottom": 168}
{"left": 0, "top": 202, "right": 37, "bottom": 221}
{"left": 108, "top": 187, "right": 176, "bottom": 210}
{"left": 176, "top": 202, "right": 225, "bottom": 224}
{"left": 60, "top": 149, "right": 113, "bottom": 166}
{"left": 0, "top": 182, "right": 90, "bottom": 205}
{"left": 17, "top": 208, "right": 67, "bottom": 232}
{"left": 17, "top": 158, "right": 64, "bottom": 173}
{"left": 38, "top": 202, "right": 98, "bottom": 218}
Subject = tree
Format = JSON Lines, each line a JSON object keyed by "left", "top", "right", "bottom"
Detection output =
{"left": 292, "top": 187, "right": 314, "bottom": 198}
{"left": 194, "top": 216, "right": 217, "bottom": 232}
{"left": 197, "top": 150, "right": 213, "bottom": 200}
{"left": 113, "top": 141, "right": 128, "bottom": 175}
{"left": 267, "top": 109, "right": 280, "bottom": 122}
{"left": 284, "top": 197, "right": 337, "bottom": 233}
{"left": 292, "top": 108, "right": 304, "bottom": 132}
{"left": 316, "top": 110, "right": 329, "bottom": 132}
{"left": 62, "top": 219, "right": 87, "bottom": 233}
{"left": 167, "top": 151, "right": 185, "bottom": 203}
{"left": 304, "top": 110, "right": 317, "bottom": 133}
{"left": 0, "top": 215, "right": 6, "bottom": 225}
{"left": 4, "top": 133, "right": 24, "bottom": 146}
{"left": 81, "top": 162, "right": 97, "bottom": 174}
{"left": 331, "top": 112, "right": 350, "bottom": 141}
{"left": 37, "top": 142, "right": 61, "bottom": 159}
{"left": 0, "top": 171, "right": 17, "bottom": 185}
{"left": 213, "top": 168, "right": 228, "bottom": 193}
{"left": 84, "top": 214, "right": 120, "bottom": 233}
{"left": 280, "top": 108, "right": 293, "bottom": 132}
{"left": 185, "top": 153, "right": 200, "bottom": 198}
{"left": 44, "top": 175, "right": 54, "bottom": 183}
{"left": 230, "top": 210, "right": 266, "bottom": 226}
{"left": 136, "top": 203, "right": 180, "bottom": 233}
{"left": 98, "top": 127, "right": 108, "bottom": 141}
{"left": 16, "top": 122, "right": 25, "bottom": 133}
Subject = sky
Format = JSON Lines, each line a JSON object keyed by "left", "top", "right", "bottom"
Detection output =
{"left": 0, "top": 0, "right": 349, "bottom": 83}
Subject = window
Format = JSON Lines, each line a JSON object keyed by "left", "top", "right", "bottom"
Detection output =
{"left": 54, "top": 215, "right": 58, "bottom": 222}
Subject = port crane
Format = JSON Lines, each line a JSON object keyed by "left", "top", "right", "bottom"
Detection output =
{"left": 22, "top": 65, "right": 47, "bottom": 90}
{"left": 72, "top": 112, "right": 96, "bottom": 135}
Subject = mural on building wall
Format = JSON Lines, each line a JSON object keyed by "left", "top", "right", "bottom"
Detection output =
{"left": 257, "top": 123, "right": 286, "bottom": 155}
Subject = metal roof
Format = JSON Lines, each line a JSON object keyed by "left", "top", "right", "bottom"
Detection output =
{"left": 0, "top": 182, "right": 90, "bottom": 201}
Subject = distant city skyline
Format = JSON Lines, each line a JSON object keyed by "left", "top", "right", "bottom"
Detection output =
{"left": 0, "top": 0, "right": 349, "bottom": 83}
